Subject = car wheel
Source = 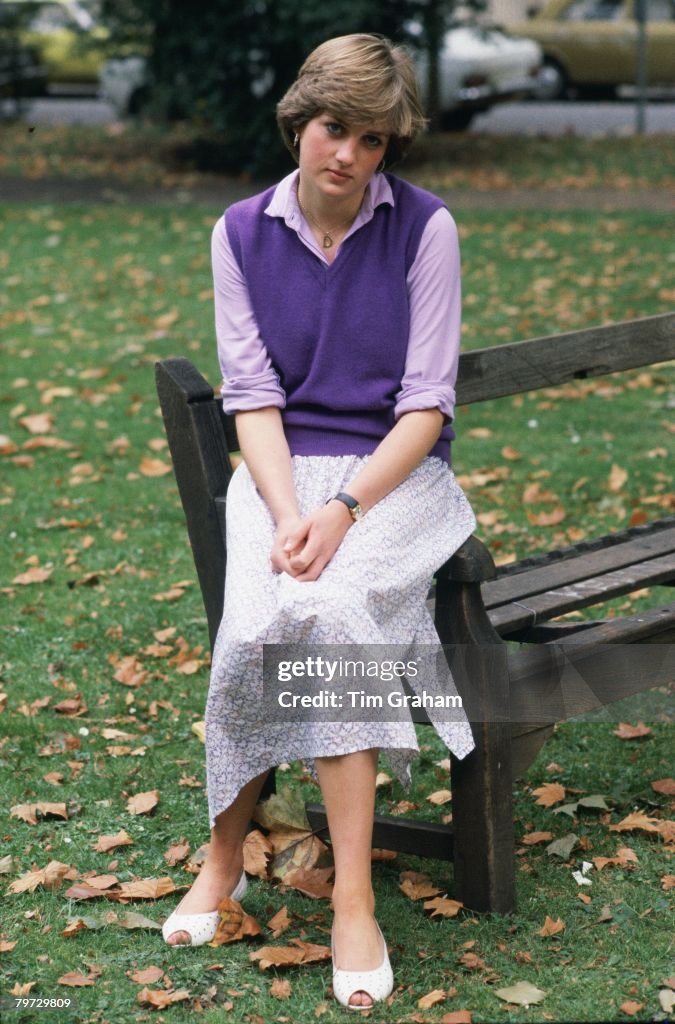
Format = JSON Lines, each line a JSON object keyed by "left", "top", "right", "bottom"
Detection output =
{"left": 440, "top": 108, "right": 475, "bottom": 132}
{"left": 128, "top": 84, "right": 149, "bottom": 116}
{"left": 535, "top": 58, "right": 568, "bottom": 101}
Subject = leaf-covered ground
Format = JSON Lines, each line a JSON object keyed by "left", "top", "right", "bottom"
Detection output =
{"left": 1, "top": 121, "right": 674, "bottom": 193}
{"left": 0, "top": 203, "right": 673, "bottom": 1023}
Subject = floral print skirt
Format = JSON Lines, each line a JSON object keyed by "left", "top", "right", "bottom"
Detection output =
{"left": 205, "top": 455, "right": 477, "bottom": 827}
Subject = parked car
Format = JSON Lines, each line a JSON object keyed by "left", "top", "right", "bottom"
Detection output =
{"left": 417, "top": 24, "right": 542, "bottom": 129}
{"left": 2, "top": 0, "right": 108, "bottom": 91}
{"left": 100, "top": 26, "right": 542, "bottom": 130}
{"left": 99, "top": 52, "right": 147, "bottom": 116}
{"left": 513, "top": 0, "right": 675, "bottom": 99}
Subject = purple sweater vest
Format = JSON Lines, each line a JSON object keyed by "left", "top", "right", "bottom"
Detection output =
{"left": 225, "top": 174, "right": 454, "bottom": 464}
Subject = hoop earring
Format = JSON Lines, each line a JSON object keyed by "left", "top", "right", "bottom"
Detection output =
{"left": 293, "top": 133, "right": 299, "bottom": 148}
{"left": 377, "top": 158, "right": 386, "bottom": 173}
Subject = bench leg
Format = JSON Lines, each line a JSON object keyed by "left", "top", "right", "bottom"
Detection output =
{"left": 451, "top": 720, "right": 516, "bottom": 913}
{"left": 435, "top": 551, "right": 517, "bottom": 914}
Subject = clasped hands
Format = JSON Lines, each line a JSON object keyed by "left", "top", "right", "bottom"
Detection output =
{"left": 270, "top": 500, "right": 354, "bottom": 582}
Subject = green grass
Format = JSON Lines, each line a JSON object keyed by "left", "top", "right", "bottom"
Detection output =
{"left": 0, "top": 204, "right": 673, "bottom": 1023}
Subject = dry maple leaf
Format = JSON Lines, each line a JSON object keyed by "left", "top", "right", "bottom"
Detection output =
{"left": 53, "top": 696, "right": 87, "bottom": 717}
{"left": 651, "top": 778, "right": 675, "bottom": 796}
{"left": 267, "top": 906, "right": 291, "bottom": 938}
{"left": 458, "top": 951, "right": 486, "bottom": 971}
{"left": 427, "top": 789, "right": 452, "bottom": 806}
{"left": 23, "top": 436, "right": 72, "bottom": 450}
{"left": 65, "top": 882, "right": 111, "bottom": 901}
{"left": 661, "top": 875, "right": 675, "bottom": 891}
{"left": 152, "top": 584, "right": 190, "bottom": 602}
{"left": 424, "top": 897, "right": 463, "bottom": 918}
{"left": 127, "top": 790, "right": 159, "bottom": 815}
{"left": 128, "top": 966, "right": 166, "bottom": 985}
{"left": 0, "top": 435, "right": 18, "bottom": 455}
{"left": 614, "top": 722, "right": 652, "bottom": 740}
{"left": 0, "top": 939, "right": 18, "bottom": 951}
{"left": 269, "top": 830, "right": 330, "bottom": 881}
{"left": 371, "top": 848, "right": 397, "bottom": 861}
{"left": 400, "top": 877, "right": 442, "bottom": 901}
{"left": 609, "top": 812, "right": 664, "bottom": 834}
{"left": 112, "top": 655, "right": 148, "bottom": 688}
{"left": 532, "top": 782, "right": 566, "bottom": 807}
{"left": 419, "top": 989, "right": 447, "bottom": 1009}
{"left": 84, "top": 874, "right": 120, "bottom": 889}
{"left": 249, "top": 938, "right": 331, "bottom": 971}
{"left": 210, "top": 896, "right": 262, "bottom": 946}
{"left": 243, "top": 829, "right": 273, "bottom": 879}
{"left": 536, "top": 915, "right": 565, "bottom": 937}
{"left": 8, "top": 860, "right": 72, "bottom": 894}
{"left": 526, "top": 507, "right": 566, "bottom": 527}
{"left": 164, "top": 840, "right": 190, "bottom": 866}
{"left": 57, "top": 972, "right": 97, "bottom": 987}
{"left": 93, "top": 829, "right": 133, "bottom": 852}
{"left": 116, "top": 877, "right": 176, "bottom": 900}
{"left": 11, "top": 802, "right": 68, "bottom": 825}
{"left": 10, "top": 983, "right": 36, "bottom": 996}
{"left": 619, "top": 1001, "right": 644, "bottom": 1015}
{"left": 137, "top": 987, "right": 190, "bottom": 1008}
{"left": 280, "top": 866, "right": 334, "bottom": 900}
{"left": 62, "top": 919, "right": 91, "bottom": 938}
{"left": 12, "top": 566, "right": 53, "bottom": 585}
{"left": 521, "top": 831, "right": 553, "bottom": 845}
{"left": 608, "top": 464, "right": 629, "bottom": 493}
{"left": 593, "top": 847, "right": 638, "bottom": 871}
{"left": 440, "top": 1012, "right": 472, "bottom": 1024}
{"left": 19, "top": 413, "right": 54, "bottom": 434}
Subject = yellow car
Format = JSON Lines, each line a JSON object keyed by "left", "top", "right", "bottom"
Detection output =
{"left": 3, "top": 0, "right": 108, "bottom": 90}
{"left": 513, "top": 0, "right": 675, "bottom": 98}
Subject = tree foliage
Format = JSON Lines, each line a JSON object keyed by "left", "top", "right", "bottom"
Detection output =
{"left": 100, "top": 0, "right": 461, "bottom": 174}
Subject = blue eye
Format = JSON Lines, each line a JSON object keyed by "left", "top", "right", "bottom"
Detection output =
{"left": 326, "top": 122, "right": 343, "bottom": 136}
{"left": 364, "top": 135, "right": 384, "bottom": 149}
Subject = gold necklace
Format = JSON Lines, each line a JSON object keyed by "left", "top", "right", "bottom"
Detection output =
{"left": 296, "top": 192, "right": 357, "bottom": 249}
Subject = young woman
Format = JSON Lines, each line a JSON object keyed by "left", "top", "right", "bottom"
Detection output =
{"left": 162, "top": 33, "right": 476, "bottom": 1011}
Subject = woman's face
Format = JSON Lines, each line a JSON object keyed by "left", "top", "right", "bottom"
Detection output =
{"left": 297, "top": 114, "right": 389, "bottom": 205}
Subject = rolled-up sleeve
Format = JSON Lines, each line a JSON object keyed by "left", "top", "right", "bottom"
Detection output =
{"left": 394, "top": 207, "right": 461, "bottom": 423}
{"left": 212, "top": 214, "right": 286, "bottom": 413}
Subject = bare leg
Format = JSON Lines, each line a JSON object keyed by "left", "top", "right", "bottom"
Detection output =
{"left": 165, "top": 770, "right": 269, "bottom": 945}
{"left": 315, "top": 749, "right": 383, "bottom": 1009}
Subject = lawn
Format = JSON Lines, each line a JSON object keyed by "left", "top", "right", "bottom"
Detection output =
{"left": 0, "top": 202, "right": 673, "bottom": 1023}
{"left": 1, "top": 120, "right": 674, "bottom": 191}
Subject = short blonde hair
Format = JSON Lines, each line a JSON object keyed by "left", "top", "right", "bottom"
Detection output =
{"left": 276, "top": 34, "right": 426, "bottom": 167}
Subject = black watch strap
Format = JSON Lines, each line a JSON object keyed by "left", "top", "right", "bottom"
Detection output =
{"left": 328, "top": 491, "right": 364, "bottom": 521}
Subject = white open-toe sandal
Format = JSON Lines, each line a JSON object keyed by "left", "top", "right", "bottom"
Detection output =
{"left": 331, "top": 921, "right": 394, "bottom": 1010}
{"left": 162, "top": 871, "right": 247, "bottom": 947}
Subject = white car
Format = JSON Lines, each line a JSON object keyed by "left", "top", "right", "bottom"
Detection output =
{"left": 99, "top": 53, "right": 147, "bottom": 115}
{"left": 416, "top": 24, "right": 542, "bottom": 129}
{"left": 100, "top": 25, "right": 542, "bottom": 129}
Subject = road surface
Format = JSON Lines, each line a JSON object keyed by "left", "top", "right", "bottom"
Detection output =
{"left": 2, "top": 96, "right": 673, "bottom": 136}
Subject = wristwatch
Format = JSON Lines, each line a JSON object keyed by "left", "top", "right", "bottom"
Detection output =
{"left": 329, "top": 491, "right": 364, "bottom": 522}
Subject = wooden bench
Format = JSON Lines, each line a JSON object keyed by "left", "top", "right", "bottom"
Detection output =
{"left": 155, "top": 310, "right": 675, "bottom": 915}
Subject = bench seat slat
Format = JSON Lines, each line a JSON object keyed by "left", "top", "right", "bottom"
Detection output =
{"left": 488, "top": 553, "right": 675, "bottom": 634}
{"left": 483, "top": 524, "right": 675, "bottom": 610}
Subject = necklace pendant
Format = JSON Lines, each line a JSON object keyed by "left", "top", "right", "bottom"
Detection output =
{"left": 322, "top": 234, "right": 333, "bottom": 248}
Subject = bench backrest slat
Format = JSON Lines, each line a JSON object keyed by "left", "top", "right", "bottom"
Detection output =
{"left": 456, "top": 311, "right": 675, "bottom": 405}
